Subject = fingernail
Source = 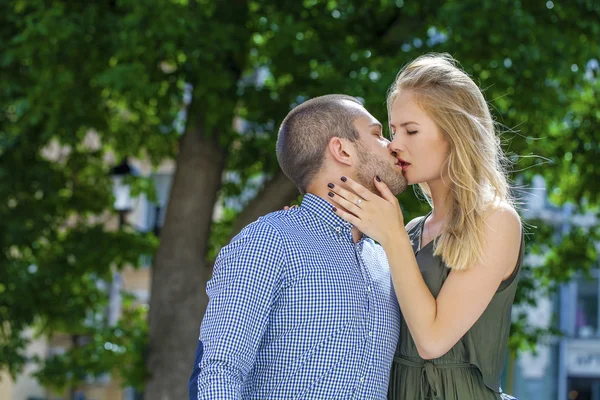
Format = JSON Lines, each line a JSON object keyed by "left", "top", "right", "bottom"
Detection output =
{"left": 328, "top": 191, "right": 334, "bottom": 197}
{"left": 341, "top": 176, "right": 347, "bottom": 182}
{"left": 376, "top": 175, "right": 381, "bottom": 182}
{"left": 327, "top": 183, "right": 334, "bottom": 189}
{"left": 332, "top": 207, "right": 337, "bottom": 212}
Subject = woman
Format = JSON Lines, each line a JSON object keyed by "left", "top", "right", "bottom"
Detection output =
{"left": 327, "top": 53, "right": 522, "bottom": 399}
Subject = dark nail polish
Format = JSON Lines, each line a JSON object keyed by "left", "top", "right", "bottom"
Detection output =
{"left": 341, "top": 176, "right": 347, "bottom": 182}
{"left": 376, "top": 175, "right": 381, "bottom": 182}
{"left": 328, "top": 183, "right": 334, "bottom": 189}
{"left": 328, "top": 191, "right": 334, "bottom": 197}
{"left": 332, "top": 207, "right": 337, "bottom": 212}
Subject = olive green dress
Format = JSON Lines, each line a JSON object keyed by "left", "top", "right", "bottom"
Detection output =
{"left": 388, "top": 213, "right": 523, "bottom": 400}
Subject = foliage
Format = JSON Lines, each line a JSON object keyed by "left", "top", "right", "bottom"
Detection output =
{"left": 1, "top": 0, "right": 599, "bottom": 391}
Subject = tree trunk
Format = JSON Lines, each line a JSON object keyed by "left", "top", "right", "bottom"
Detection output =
{"left": 145, "top": 124, "right": 225, "bottom": 400}
{"left": 228, "top": 170, "right": 298, "bottom": 241}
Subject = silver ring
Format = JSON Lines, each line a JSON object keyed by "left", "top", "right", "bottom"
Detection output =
{"left": 356, "top": 198, "right": 362, "bottom": 207}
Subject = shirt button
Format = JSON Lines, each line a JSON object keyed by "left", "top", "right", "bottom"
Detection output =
{"left": 367, "top": 286, "right": 371, "bottom": 292}
{"left": 368, "top": 331, "right": 373, "bottom": 337}
{"left": 360, "top": 376, "right": 365, "bottom": 383}
{"left": 335, "top": 227, "right": 341, "bottom": 233}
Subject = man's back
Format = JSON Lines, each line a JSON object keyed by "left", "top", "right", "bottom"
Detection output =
{"left": 190, "top": 194, "right": 400, "bottom": 399}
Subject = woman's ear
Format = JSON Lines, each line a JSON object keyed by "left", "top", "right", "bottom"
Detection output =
{"left": 327, "top": 137, "right": 354, "bottom": 167}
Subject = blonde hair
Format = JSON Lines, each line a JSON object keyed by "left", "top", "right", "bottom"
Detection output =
{"left": 388, "top": 53, "right": 514, "bottom": 271}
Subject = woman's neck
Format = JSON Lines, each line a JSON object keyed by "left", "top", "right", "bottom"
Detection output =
{"left": 427, "top": 179, "right": 452, "bottom": 223}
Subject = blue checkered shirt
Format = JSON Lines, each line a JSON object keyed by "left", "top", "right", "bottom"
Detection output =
{"left": 189, "top": 193, "right": 401, "bottom": 399}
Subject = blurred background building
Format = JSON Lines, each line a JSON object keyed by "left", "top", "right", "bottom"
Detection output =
{"left": 513, "top": 176, "right": 600, "bottom": 400}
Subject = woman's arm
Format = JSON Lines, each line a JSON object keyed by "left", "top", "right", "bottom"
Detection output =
{"left": 327, "top": 176, "right": 522, "bottom": 359}
{"left": 385, "top": 205, "right": 521, "bottom": 359}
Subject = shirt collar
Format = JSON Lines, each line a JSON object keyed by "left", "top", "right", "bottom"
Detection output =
{"left": 301, "top": 193, "right": 356, "bottom": 237}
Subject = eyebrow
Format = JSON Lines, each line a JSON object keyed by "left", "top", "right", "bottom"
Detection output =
{"left": 399, "top": 121, "right": 419, "bottom": 127}
{"left": 369, "top": 122, "right": 383, "bottom": 130}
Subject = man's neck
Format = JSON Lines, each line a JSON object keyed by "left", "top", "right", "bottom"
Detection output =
{"left": 350, "top": 227, "right": 363, "bottom": 244}
{"left": 306, "top": 180, "right": 364, "bottom": 244}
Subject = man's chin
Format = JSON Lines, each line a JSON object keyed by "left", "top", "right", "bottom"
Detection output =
{"left": 356, "top": 174, "right": 406, "bottom": 197}
{"left": 388, "top": 178, "right": 408, "bottom": 196}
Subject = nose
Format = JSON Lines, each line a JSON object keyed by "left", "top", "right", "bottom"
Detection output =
{"left": 388, "top": 135, "right": 406, "bottom": 155}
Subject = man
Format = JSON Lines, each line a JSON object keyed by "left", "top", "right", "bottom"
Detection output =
{"left": 189, "top": 94, "right": 407, "bottom": 399}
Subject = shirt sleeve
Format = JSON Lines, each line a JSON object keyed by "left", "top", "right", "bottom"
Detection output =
{"left": 193, "top": 220, "right": 285, "bottom": 399}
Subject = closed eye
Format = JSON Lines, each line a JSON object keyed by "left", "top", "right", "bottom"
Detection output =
{"left": 407, "top": 130, "right": 418, "bottom": 135}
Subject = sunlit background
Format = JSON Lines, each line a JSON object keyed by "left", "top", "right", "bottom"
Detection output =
{"left": 1, "top": 1, "right": 599, "bottom": 399}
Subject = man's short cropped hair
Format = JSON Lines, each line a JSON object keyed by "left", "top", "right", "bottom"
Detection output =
{"left": 276, "top": 94, "right": 363, "bottom": 194}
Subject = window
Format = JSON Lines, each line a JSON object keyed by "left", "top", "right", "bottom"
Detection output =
{"left": 576, "top": 274, "right": 599, "bottom": 338}
{"left": 567, "top": 377, "right": 600, "bottom": 400}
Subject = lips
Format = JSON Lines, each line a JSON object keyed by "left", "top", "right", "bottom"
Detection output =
{"left": 395, "top": 157, "right": 411, "bottom": 171}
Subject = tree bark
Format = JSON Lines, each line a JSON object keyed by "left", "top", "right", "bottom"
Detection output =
{"left": 145, "top": 124, "right": 225, "bottom": 400}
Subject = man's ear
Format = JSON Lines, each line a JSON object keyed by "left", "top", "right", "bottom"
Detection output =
{"left": 327, "top": 137, "right": 354, "bottom": 167}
